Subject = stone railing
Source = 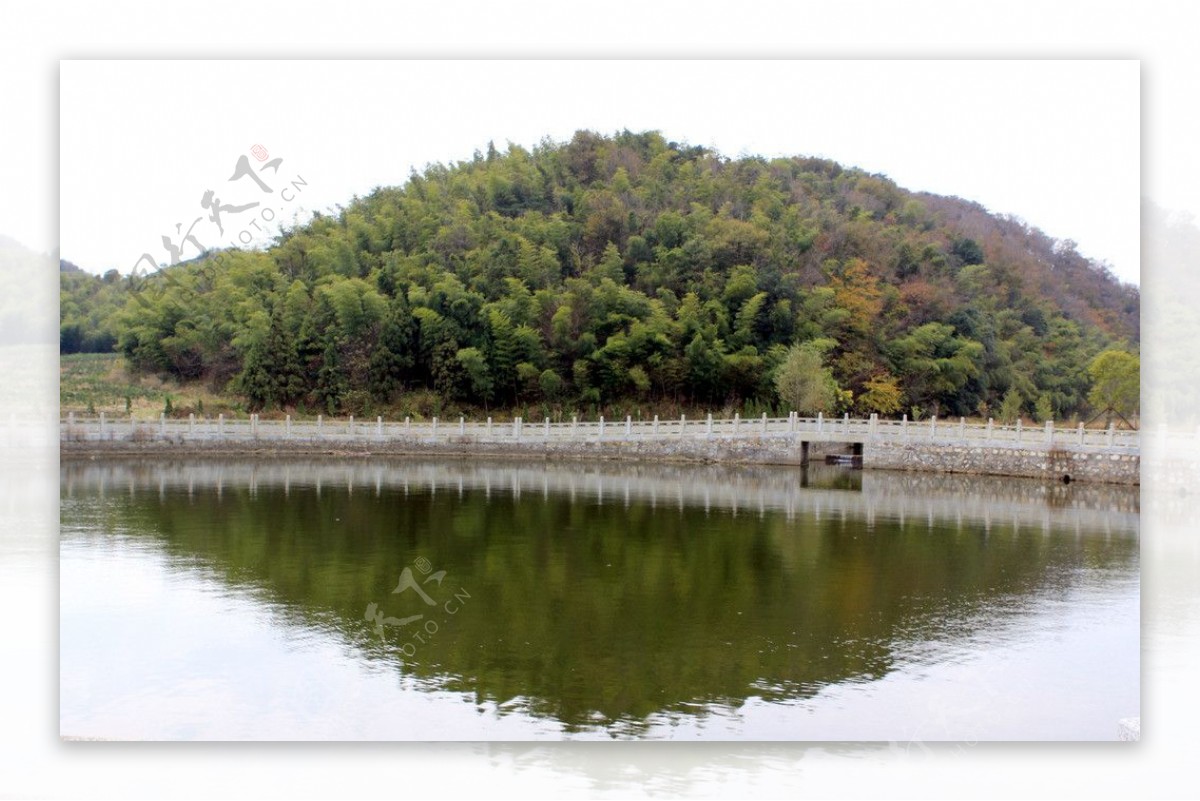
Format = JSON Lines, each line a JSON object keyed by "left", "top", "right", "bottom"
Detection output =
{"left": 60, "top": 411, "right": 1139, "bottom": 452}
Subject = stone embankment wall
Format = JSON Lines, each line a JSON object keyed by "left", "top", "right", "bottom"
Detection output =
{"left": 62, "top": 435, "right": 1138, "bottom": 485}
{"left": 863, "top": 442, "right": 1138, "bottom": 485}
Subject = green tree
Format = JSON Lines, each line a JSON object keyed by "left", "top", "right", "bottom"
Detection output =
{"left": 315, "top": 339, "right": 348, "bottom": 414}
{"left": 685, "top": 333, "right": 726, "bottom": 404}
{"left": 733, "top": 291, "right": 768, "bottom": 349}
{"left": 724, "top": 346, "right": 767, "bottom": 402}
{"left": 368, "top": 307, "right": 415, "bottom": 404}
{"left": 431, "top": 339, "right": 467, "bottom": 401}
{"left": 485, "top": 309, "right": 520, "bottom": 403}
{"left": 1087, "top": 349, "right": 1139, "bottom": 425}
{"left": 998, "top": 387, "right": 1024, "bottom": 424}
{"left": 595, "top": 242, "right": 625, "bottom": 284}
{"left": 539, "top": 369, "right": 564, "bottom": 399}
{"left": 951, "top": 236, "right": 985, "bottom": 266}
{"left": 455, "top": 347, "right": 494, "bottom": 404}
{"left": 1034, "top": 393, "right": 1055, "bottom": 423}
{"left": 773, "top": 343, "right": 839, "bottom": 415}
{"left": 234, "top": 305, "right": 305, "bottom": 410}
{"left": 628, "top": 364, "right": 652, "bottom": 396}
{"left": 887, "top": 323, "right": 984, "bottom": 417}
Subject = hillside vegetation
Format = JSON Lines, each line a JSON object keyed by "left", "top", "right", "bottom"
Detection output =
{"left": 61, "top": 130, "right": 1139, "bottom": 422}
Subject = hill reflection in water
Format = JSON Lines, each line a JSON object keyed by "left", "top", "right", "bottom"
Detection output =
{"left": 60, "top": 458, "right": 1138, "bottom": 738}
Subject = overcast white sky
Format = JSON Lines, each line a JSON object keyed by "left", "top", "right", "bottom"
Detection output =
{"left": 59, "top": 60, "right": 1141, "bottom": 284}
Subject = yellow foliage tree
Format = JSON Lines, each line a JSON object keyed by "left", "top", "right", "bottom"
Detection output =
{"left": 829, "top": 258, "right": 883, "bottom": 338}
{"left": 857, "top": 374, "right": 904, "bottom": 416}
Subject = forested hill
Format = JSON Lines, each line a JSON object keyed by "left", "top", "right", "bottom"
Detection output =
{"left": 61, "top": 130, "right": 1139, "bottom": 421}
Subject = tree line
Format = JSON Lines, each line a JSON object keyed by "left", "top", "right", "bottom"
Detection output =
{"left": 60, "top": 129, "right": 1140, "bottom": 422}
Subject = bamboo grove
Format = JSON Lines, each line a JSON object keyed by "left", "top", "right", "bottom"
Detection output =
{"left": 60, "top": 130, "right": 1140, "bottom": 421}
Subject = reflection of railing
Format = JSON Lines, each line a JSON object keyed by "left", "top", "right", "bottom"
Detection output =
{"left": 60, "top": 411, "right": 1140, "bottom": 452}
{"left": 60, "top": 458, "right": 1140, "bottom": 537}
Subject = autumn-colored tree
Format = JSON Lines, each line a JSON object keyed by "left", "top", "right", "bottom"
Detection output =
{"left": 828, "top": 257, "right": 883, "bottom": 338}
{"left": 857, "top": 374, "right": 904, "bottom": 416}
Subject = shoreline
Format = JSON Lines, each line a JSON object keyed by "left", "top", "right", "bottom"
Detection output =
{"left": 60, "top": 435, "right": 1139, "bottom": 486}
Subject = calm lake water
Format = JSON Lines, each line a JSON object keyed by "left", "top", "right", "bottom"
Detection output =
{"left": 60, "top": 458, "right": 1139, "bottom": 741}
